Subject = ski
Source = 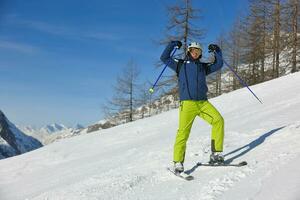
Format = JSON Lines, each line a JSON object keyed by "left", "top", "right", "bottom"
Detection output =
{"left": 197, "top": 161, "right": 247, "bottom": 167}
{"left": 167, "top": 167, "right": 194, "bottom": 181}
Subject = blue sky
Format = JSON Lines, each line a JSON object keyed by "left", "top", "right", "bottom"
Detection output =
{"left": 0, "top": 0, "right": 248, "bottom": 127}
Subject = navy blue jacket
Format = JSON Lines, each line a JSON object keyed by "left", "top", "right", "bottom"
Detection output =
{"left": 160, "top": 42, "right": 224, "bottom": 101}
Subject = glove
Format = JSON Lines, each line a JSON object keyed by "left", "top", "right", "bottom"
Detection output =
{"left": 171, "top": 41, "right": 182, "bottom": 49}
{"left": 208, "top": 44, "right": 221, "bottom": 53}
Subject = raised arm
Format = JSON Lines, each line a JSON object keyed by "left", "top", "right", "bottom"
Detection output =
{"left": 160, "top": 41, "right": 182, "bottom": 72}
{"left": 206, "top": 44, "right": 224, "bottom": 75}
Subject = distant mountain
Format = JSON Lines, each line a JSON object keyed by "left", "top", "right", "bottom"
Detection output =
{"left": 40, "top": 123, "right": 68, "bottom": 134}
{"left": 0, "top": 110, "right": 43, "bottom": 159}
{"left": 74, "top": 123, "right": 84, "bottom": 130}
{"left": 18, "top": 123, "right": 85, "bottom": 145}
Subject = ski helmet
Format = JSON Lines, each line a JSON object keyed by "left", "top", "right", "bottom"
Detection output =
{"left": 188, "top": 42, "right": 202, "bottom": 50}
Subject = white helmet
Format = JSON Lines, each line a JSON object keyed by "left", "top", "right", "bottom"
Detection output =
{"left": 188, "top": 42, "right": 202, "bottom": 50}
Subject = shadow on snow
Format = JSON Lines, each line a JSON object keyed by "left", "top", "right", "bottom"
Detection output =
{"left": 185, "top": 126, "right": 285, "bottom": 175}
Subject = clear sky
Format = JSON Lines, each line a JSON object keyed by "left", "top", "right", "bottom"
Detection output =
{"left": 0, "top": 0, "right": 249, "bottom": 128}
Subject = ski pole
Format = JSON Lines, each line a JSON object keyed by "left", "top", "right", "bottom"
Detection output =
{"left": 149, "top": 47, "right": 178, "bottom": 94}
{"left": 216, "top": 52, "right": 263, "bottom": 104}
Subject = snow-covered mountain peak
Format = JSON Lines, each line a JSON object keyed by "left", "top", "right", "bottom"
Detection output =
{"left": 18, "top": 123, "right": 86, "bottom": 145}
{"left": 74, "top": 123, "right": 84, "bottom": 130}
{"left": 0, "top": 110, "right": 43, "bottom": 159}
{"left": 41, "top": 123, "right": 68, "bottom": 134}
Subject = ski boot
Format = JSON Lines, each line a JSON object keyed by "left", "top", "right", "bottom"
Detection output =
{"left": 209, "top": 152, "right": 225, "bottom": 165}
{"left": 173, "top": 162, "right": 184, "bottom": 173}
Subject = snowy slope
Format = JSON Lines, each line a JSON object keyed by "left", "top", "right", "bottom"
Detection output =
{"left": 0, "top": 72, "right": 300, "bottom": 200}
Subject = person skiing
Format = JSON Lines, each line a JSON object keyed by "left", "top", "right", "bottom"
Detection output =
{"left": 160, "top": 40, "right": 225, "bottom": 173}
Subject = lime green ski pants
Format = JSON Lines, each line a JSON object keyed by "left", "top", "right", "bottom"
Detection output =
{"left": 173, "top": 100, "right": 224, "bottom": 163}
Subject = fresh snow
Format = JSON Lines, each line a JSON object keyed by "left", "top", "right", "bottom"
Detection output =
{"left": 0, "top": 72, "right": 300, "bottom": 200}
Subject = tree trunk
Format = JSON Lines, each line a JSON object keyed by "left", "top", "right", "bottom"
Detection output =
{"left": 291, "top": 0, "right": 299, "bottom": 73}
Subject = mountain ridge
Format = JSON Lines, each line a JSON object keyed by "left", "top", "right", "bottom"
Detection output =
{"left": 0, "top": 110, "right": 43, "bottom": 159}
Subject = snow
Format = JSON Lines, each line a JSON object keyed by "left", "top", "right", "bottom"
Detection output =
{"left": 0, "top": 72, "right": 300, "bottom": 200}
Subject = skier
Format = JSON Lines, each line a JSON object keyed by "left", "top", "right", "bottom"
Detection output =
{"left": 160, "top": 41, "right": 225, "bottom": 173}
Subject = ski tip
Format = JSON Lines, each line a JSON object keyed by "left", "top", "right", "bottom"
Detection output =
{"left": 167, "top": 167, "right": 194, "bottom": 181}
{"left": 185, "top": 176, "right": 194, "bottom": 181}
{"left": 239, "top": 161, "right": 248, "bottom": 166}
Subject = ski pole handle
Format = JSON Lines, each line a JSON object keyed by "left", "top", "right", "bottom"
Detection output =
{"left": 149, "top": 47, "right": 178, "bottom": 94}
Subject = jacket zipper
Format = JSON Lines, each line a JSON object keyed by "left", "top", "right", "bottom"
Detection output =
{"left": 196, "top": 62, "right": 199, "bottom": 99}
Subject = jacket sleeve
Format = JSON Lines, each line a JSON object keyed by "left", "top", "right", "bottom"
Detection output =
{"left": 206, "top": 51, "right": 224, "bottom": 75}
{"left": 160, "top": 42, "right": 178, "bottom": 72}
